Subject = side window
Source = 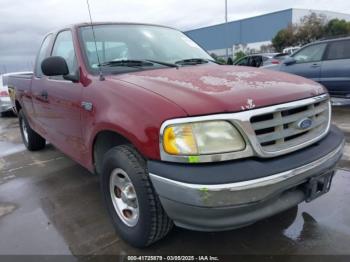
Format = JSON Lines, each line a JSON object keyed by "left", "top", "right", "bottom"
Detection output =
{"left": 51, "top": 30, "right": 78, "bottom": 77}
{"left": 236, "top": 57, "right": 248, "bottom": 66}
{"left": 256, "top": 56, "right": 263, "bottom": 67}
{"left": 35, "top": 34, "right": 52, "bottom": 78}
{"left": 325, "top": 40, "right": 350, "bottom": 60}
{"left": 292, "top": 43, "right": 327, "bottom": 63}
{"left": 249, "top": 56, "right": 261, "bottom": 67}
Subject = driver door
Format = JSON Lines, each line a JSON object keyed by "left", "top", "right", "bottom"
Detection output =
{"left": 280, "top": 43, "right": 327, "bottom": 82}
{"left": 43, "top": 30, "right": 85, "bottom": 162}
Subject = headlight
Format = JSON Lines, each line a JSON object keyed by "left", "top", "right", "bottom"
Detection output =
{"left": 162, "top": 121, "right": 245, "bottom": 155}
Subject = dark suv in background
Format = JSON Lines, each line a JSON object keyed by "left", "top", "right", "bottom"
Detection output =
{"left": 263, "top": 37, "right": 350, "bottom": 99}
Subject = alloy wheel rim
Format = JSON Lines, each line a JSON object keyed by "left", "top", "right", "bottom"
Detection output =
{"left": 109, "top": 168, "right": 139, "bottom": 227}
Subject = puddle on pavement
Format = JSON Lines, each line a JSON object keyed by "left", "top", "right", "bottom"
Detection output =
{"left": 0, "top": 207, "right": 72, "bottom": 255}
{"left": 0, "top": 141, "right": 25, "bottom": 158}
{"left": 0, "top": 203, "right": 16, "bottom": 217}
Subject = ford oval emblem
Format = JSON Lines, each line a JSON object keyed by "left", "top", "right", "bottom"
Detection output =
{"left": 297, "top": 118, "right": 313, "bottom": 130}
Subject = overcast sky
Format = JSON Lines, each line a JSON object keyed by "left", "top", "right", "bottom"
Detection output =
{"left": 1, "top": 0, "right": 350, "bottom": 73}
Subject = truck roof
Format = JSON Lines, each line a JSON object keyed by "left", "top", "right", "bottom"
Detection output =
{"left": 49, "top": 22, "right": 176, "bottom": 33}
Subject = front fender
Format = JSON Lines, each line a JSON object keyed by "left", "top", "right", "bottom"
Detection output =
{"left": 81, "top": 78, "right": 187, "bottom": 171}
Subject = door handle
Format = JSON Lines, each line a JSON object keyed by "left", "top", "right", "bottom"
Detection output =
{"left": 311, "top": 63, "right": 320, "bottom": 68}
{"left": 40, "top": 90, "right": 48, "bottom": 100}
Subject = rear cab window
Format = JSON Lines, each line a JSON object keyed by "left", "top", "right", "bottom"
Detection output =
{"left": 35, "top": 34, "right": 53, "bottom": 78}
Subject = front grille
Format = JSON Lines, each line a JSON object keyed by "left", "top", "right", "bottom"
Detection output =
{"left": 250, "top": 98, "right": 330, "bottom": 152}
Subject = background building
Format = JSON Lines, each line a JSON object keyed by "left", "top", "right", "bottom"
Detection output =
{"left": 185, "top": 8, "right": 350, "bottom": 59}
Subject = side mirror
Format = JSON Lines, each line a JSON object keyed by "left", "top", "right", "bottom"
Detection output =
{"left": 283, "top": 57, "right": 296, "bottom": 66}
{"left": 41, "top": 56, "right": 79, "bottom": 82}
{"left": 41, "top": 56, "right": 69, "bottom": 76}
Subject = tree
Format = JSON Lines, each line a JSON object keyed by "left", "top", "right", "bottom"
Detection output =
{"left": 295, "top": 13, "right": 327, "bottom": 45}
{"left": 325, "top": 19, "right": 350, "bottom": 37}
{"left": 210, "top": 53, "right": 227, "bottom": 64}
{"left": 272, "top": 24, "right": 296, "bottom": 52}
{"left": 270, "top": 13, "right": 349, "bottom": 51}
{"left": 233, "top": 51, "right": 246, "bottom": 62}
{"left": 210, "top": 53, "right": 219, "bottom": 60}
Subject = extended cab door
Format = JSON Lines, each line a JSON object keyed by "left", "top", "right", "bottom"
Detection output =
{"left": 280, "top": 43, "right": 327, "bottom": 82}
{"left": 31, "top": 34, "right": 54, "bottom": 137}
{"left": 320, "top": 39, "right": 350, "bottom": 98}
{"left": 42, "top": 30, "right": 85, "bottom": 161}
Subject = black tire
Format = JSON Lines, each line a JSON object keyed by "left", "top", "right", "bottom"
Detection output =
{"left": 1, "top": 111, "right": 15, "bottom": 117}
{"left": 100, "top": 145, "right": 173, "bottom": 247}
{"left": 18, "top": 110, "right": 46, "bottom": 151}
{"left": 12, "top": 107, "right": 18, "bottom": 117}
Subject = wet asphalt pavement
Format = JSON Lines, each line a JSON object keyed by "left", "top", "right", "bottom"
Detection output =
{"left": 0, "top": 107, "right": 349, "bottom": 258}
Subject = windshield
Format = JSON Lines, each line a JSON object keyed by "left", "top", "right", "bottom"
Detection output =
{"left": 79, "top": 24, "right": 212, "bottom": 72}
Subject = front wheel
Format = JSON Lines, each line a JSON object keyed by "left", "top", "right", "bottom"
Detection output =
{"left": 19, "top": 110, "right": 46, "bottom": 151}
{"left": 100, "top": 145, "right": 173, "bottom": 247}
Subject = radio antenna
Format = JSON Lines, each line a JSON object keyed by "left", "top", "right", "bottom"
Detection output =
{"left": 86, "top": 0, "right": 105, "bottom": 81}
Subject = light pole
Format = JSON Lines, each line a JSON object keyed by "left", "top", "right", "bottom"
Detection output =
{"left": 225, "top": 0, "right": 228, "bottom": 23}
{"left": 225, "top": 0, "right": 229, "bottom": 60}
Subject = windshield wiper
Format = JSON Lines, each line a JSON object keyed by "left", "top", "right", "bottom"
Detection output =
{"left": 100, "top": 59, "right": 178, "bottom": 68}
{"left": 145, "top": 59, "right": 179, "bottom": 68}
{"left": 175, "top": 58, "right": 214, "bottom": 65}
{"left": 100, "top": 60, "right": 154, "bottom": 67}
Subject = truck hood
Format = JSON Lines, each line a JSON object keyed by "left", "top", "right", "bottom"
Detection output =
{"left": 113, "top": 64, "right": 327, "bottom": 116}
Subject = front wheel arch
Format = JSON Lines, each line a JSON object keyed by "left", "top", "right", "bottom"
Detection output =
{"left": 92, "top": 130, "right": 133, "bottom": 175}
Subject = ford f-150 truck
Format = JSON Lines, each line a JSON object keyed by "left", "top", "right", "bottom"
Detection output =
{"left": 8, "top": 23, "right": 345, "bottom": 247}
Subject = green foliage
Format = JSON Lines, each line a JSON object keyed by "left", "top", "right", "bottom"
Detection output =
{"left": 210, "top": 53, "right": 227, "bottom": 64}
{"left": 295, "top": 13, "right": 327, "bottom": 45}
{"left": 216, "top": 57, "right": 227, "bottom": 64}
{"left": 272, "top": 13, "right": 350, "bottom": 52}
{"left": 233, "top": 51, "right": 246, "bottom": 62}
{"left": 210, "top": 53, "right": 218, "bottom": 60}
{"left": 272, "top": 24, "right": 296, "bottom": 52}
{"left": 325, "top": 19, "right": 350, "bottom": 37}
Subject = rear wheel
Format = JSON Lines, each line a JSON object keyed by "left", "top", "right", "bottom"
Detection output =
{"left": 19, "top": 110, "right": 46, "bottom": 151}
{"left": 100, "top": 145, "right": 173, "bottom": 247}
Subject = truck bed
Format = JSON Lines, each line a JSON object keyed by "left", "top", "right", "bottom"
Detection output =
{"left": 7, "top": 72, "right": 33, "bottom": 113}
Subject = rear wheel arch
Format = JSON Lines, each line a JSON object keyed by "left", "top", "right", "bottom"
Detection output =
{"left": 15, "top": 100, "right": 22, "bottom": 113}
{"left": 18, "top": 109, "right": 46, "bottom": 151}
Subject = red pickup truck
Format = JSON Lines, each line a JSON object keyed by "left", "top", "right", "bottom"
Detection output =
{"left": 8, "top": 22, "right": 344, "bottom": 247}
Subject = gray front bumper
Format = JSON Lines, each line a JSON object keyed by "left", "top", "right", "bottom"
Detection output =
{"left": 149, "top": 138, "right": 344, "bottom": 231}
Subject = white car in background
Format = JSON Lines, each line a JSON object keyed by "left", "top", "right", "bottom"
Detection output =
{"left": 282, "top": 46, "right": 300, "bottom": 55}
{"left": 1, "top": 72, "right": 32, "bottom": 116}
{"left": 0, "top": 74, "right": 13, "bottom": 116}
